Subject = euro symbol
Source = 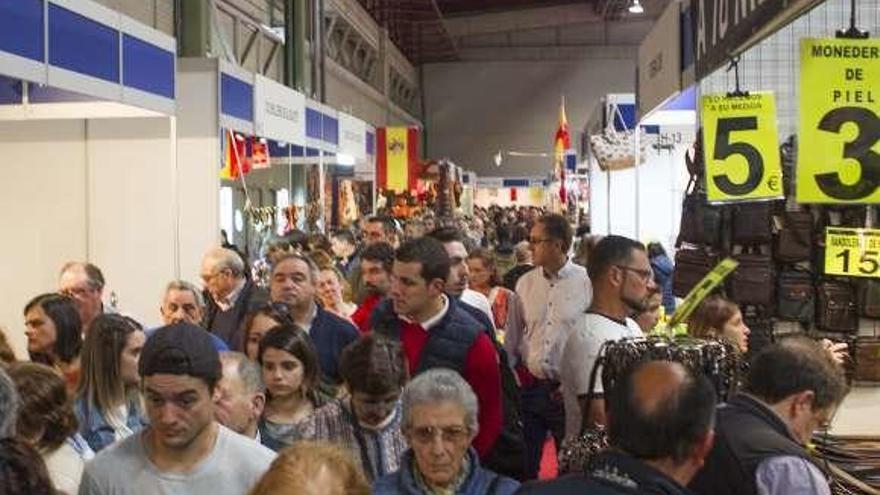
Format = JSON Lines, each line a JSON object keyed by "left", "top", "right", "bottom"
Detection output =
{"left": 767, "top": 176, "right": 780, "bottom": 192}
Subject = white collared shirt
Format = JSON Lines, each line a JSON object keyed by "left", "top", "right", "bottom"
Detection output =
{"left": 513, "top": 259, "right": 592, "bottom": 380}
{"left": 415, "top": 294, "right": 450, "bottom": 331}
{"left": 217, "top": 278, "right": 246, "bottom": 312}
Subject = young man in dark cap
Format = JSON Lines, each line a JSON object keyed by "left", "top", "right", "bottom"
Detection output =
{"left": 80, "top": 323, "right": 275, "bottom": 494}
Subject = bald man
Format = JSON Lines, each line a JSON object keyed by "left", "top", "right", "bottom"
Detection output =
{"left": 517, "top": 360, "right": 716, "bottom": 494}
{"left": 200, "top": 247, "right": 267, "bottom": 350}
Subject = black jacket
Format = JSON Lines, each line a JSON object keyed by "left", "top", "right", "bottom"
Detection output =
{"left": 203, "top": 280, "right": 268, "bottom": 350}
{"left": 516, "top": 451, "right": 695, "bottom": 495}
{"left": 689, "top": 394, "right": 824, "bottom": 495}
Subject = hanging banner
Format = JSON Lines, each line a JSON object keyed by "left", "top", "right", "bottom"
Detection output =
{"left": 824, "top": 227, "right": 880, "bottom": 278}
{"left": 339, "top": 112, "right": 368, "bottom": 163}
{"left": 691, "top": 0, "right": 824, "bottom": 79}
{"left": 701, "top": 91, "right": 783, "bottom": 202}
{"left": 637, "top": 1, "right": 681, "bottom": 118}
{"left": 253, "top": 75, "right": 306, "bottom": 145}
{"left": 798, "top": 38, "right": 880, "bottom": 204}
{"left": 377, "top": 127, "right": 419, "bottom": 193}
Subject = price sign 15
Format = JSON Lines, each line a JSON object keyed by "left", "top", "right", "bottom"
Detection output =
{"left": 824, "top": 227, "right": 880, "bottom": 278}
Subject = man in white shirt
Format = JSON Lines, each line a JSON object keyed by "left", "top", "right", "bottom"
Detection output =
{"left": 509, "top": 213, "right": 592, "bottom": 479}
{"left": 560, "top": 235, "right": 656, "bottom": 440}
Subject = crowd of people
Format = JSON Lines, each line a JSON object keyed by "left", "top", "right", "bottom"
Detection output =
{"left": 0, "top": 205, "right": 852, "bottom": 495}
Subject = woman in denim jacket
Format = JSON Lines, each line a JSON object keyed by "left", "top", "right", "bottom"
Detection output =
{"left": 74, "top": 314, "right": 147, "bottom": 452}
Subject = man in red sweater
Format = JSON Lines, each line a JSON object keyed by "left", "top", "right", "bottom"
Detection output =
{"left": 371, "top": 237, "right": 503, "bottom": 459}
{"left": 351, "top": 242, "right": 395, "bottom": 334}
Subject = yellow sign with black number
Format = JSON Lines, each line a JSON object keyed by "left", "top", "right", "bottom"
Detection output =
{"left": 798, "top": 38, "right": 880, "bottom": 204}
{"left": 824, "top": 228, "right": 880, "bottom": 278}
{"left": 667, "top": 258, "right": 739, "bottom": 329}
{"left": 701, "top": 92, "right": 783, "bottom": 203}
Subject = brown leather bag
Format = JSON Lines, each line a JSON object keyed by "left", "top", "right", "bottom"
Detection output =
{"left": 728, "top": 251, "right": 774, "bottom": 306}
{"left": 816, "top": 280, "right": 859, "bottom": 333}
{"left": 854, "top": 337, "right": 880, "bottom": 383}
{"left": 774, "top": 210, "right": 814, "bottom": 263}
{"left": 672, "top": 249, "right": 718, "bottom": 298}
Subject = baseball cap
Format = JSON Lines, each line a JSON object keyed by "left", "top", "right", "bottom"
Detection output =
{"left": 139, "top": 322, "right": 222, "bottom": 383}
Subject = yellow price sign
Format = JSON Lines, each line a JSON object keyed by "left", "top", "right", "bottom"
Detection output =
{"left": 824, "top": 228, "right": 880, "bottom": 278}
{"left": 701, "top": 92, "right": 783, "bottom": 203}
{"left": 667, "top": 258, "right": 739, "bottom": 329}
{"left": 798, "top": 38, "right": 880, "bottom": 203}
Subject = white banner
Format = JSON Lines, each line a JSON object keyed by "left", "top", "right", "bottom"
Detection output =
{"left": 253, "top": 74, "right": 306, "bottom": 144}
{"left": 339, "top": 112, "right": 368, "bottom": 162}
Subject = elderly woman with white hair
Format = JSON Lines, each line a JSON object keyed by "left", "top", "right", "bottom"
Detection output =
{"left": 373, "top": 369, "right": 520, "bottom": 495}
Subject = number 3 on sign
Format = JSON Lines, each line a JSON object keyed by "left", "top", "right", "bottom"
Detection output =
{"left": 701, "top": 92, "right": 783, "bottom": 203}
{"left": 825, "top": 228, "right": 880, "bottom": 278}
{"left": 798, "top": 38, "right": 880, "bottom": 203}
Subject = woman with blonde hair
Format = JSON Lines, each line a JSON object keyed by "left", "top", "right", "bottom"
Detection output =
{"left": 74, "top": 314, "right": 147, "bottom": 452}
{"left": 248, "top": 441, "right": 370, "bottom": 495}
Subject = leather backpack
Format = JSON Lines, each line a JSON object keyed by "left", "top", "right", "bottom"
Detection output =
{"left": 677, "top": 176, "right": 725, "bottom": 248}
{"left": 853, "top": 337, "right": 880, "bottom": 382}
{"left": 816, "top": 280, "right": 859, "bottom": 333}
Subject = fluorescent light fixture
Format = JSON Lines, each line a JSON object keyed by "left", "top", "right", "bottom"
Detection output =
{"left": 628, "top": 0, "right": 644, "bottom": 14}
{"left": 336, "top": 153, "right": 356, "bottom": 166}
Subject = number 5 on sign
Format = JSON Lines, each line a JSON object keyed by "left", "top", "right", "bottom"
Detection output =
{"left": 701, "top": 92, "right": 783, "bottom": 203}
{"left": 799, "top": 38, "right": 880, "bottom": 203}
{"left": 825, "top": 228, "right": 880, "bottom": 278}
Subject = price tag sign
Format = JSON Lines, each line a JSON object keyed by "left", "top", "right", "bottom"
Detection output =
{"left": 701, "top": 92, "right": 783, "bottom": 203}
{"left": 667, "top": 258, "right": 739, "bottom": 329}
{"left": 798, "top": 38, "right": 880, "bottom": 203}
{"left": 824, "top": 228, "right": 880, "bottom": 278}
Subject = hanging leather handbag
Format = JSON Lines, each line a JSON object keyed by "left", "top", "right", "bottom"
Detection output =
{"left": 731, "top": 202, "right": 775, "bottom": 245}
{"left": 858, "top": 279, "right": 880, "bottom": 319}
{"left": 774, "top": 210, "right": 815, "bottom": 263}
{"left": 672, "top": 249, "right": 718, "bottom": 298}
{"left": 853, "top": 337, "right": 880, "bottom": 383}
{"left": 728, "top": 251, "right": 774, "bottom": 306}
{"left": 776, "top": 270, "right": 815, "bottom": 324}
{"left": 816, "top": 280, "right": 859, "bottom": 333}
{"left": 677, "top": 178, "right": 725, "bottom": 248}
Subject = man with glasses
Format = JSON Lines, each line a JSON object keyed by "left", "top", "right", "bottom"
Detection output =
{"left": 200, "top": 247, "right": 267, "bottom": 350}
{"left": 560, "top": 235, "right": 655, "bottom": 440}
{"left": 690, "top": 337, "right": 848, "bottom": 495}
{"left": 59, "top": 261, "right": 109, "bottom": 331}
{"left": 508, "top": 213, "right": 592, "bottom": 479}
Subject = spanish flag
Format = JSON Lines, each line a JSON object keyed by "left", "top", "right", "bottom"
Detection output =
{"left": 377, "top": 127, "right": 419, "bottom": 193}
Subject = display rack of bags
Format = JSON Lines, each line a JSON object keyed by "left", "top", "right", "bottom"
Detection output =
{"left": 671, "top": 132, "right": 880, "bottom": 377}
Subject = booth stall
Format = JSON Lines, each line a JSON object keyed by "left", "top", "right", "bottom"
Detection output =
{"left": 328, "top": 112, "right": 375, "bottom": 228}
{"left": 664, "top": 0, "right": 880, "bottom": 456}
{"left": 474, "top": 177, "right": 549, "bottom": 208}
{"left": 0, "top": 0, "right": 178, "bottom": 353}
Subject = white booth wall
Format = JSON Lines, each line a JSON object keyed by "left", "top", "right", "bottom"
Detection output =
{"left": 589, "top": 124, "right": 693, "bottom": 252}
{"left": 0, "top": 114, "right": 183, "bottom": 357}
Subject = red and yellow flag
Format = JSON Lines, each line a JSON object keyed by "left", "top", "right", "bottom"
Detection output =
{"left": 220, "top": 129, "right": 247, "bottom": 180}
{"left": 554, "top": 99, "right": 570, "bottom": 203}
{"left": 377, "top": 127, "right": 419, "bottom": 193}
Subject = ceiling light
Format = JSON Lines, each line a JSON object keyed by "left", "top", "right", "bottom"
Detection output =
{"left": 628, "top": 0, "right": 644, "bottom": 14}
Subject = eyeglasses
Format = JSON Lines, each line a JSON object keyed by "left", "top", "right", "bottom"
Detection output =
{"left": 615, "top": 265, "right": 654, "bottom": 282}
{"left": 60, "top": 285, "right": 96, "bottom": 298}
{"left": 409, "top": 425, "right": 470, "bottom": 444}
